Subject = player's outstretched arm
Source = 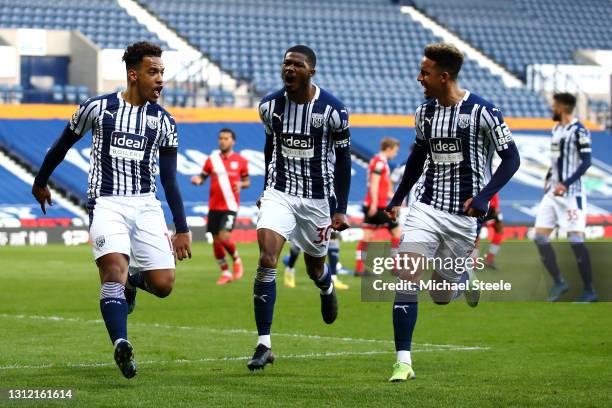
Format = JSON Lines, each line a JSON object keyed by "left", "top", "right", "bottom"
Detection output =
{"left": 159, "top": 146, "right": 192, "bottom": 260}
{"left": 385, "top": 143, "right": 427, "bottom": 214}
{"left": 31, "top": 125, "right": 82, "bottom": 214}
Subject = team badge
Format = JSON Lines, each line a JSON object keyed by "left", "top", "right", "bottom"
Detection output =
{"left": 95, "top": 235, "right": 105, "bottom": 248}
{"left": 458, "top": 114, "right": 470, "bottom": 129}
{"left": 146, "top": 115, "right": 159, "bottom": 129}
{"left": 311, "top": 113, "right": 324, "bottom": 128}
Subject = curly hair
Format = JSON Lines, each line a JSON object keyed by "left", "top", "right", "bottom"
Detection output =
{"left": 122, "top": 41, "right": 163, "bottom": 70}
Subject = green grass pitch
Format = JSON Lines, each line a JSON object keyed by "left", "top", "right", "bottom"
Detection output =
{"left": 1, "top": 241, "right": 611, "bottom": 407}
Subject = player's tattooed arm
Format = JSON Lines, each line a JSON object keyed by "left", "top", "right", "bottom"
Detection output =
{"left": 32, "top": 125, "right": 82, "bottom": 214}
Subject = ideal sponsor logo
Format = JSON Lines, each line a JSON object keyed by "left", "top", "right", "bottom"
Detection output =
{"left": 429, "top": 137, "right": 463, "bottom": 163}
{"left": 109, "top": 131, "right": 148, "bottom": 161}
{"left": 281, "top": 133, "right": 315, "bottom": 158}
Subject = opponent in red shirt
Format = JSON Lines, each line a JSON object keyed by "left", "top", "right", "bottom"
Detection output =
{"left": 484, "top": 192, "right": 504, "bottom": 268}
{"left": 191, "top": 128, "right": 250, "bottom": 284}
{"left": 356, "top": 137, "right": 401, "bottom": 275}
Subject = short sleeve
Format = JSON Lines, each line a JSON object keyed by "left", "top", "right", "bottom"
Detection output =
{"left": 159, "top": 113, "right": 178, "bottom": 148}
{"left": 69, "top": 98, "right": 100, "bottom": 137}
{"left": 202, "top": 157, "right": 212, "bottom": 175}
{"left": 372, "top": 159, "right": 385, "bottom": 175}
{"left": 480, "top": 106, "right": 515, "bottom": 152}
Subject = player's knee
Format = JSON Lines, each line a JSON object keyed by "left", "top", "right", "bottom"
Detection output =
{"left": 155, "top": 284, "right": 173, "bottom": 298}
{"left": 258, "top": 252, "right": 278, "bottom": 269}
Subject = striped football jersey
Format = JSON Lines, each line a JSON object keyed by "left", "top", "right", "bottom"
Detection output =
{"left": 258, "top": 84, "right": 349, "bottom": 200}
{"left": 413, "top": 90, "right": 515, "bottom": 215}
{"left": 69, "top": 92, "right": 177, "bottom": 198}
{"left": 549, "top": 118, "right": 591, "bottom": 197}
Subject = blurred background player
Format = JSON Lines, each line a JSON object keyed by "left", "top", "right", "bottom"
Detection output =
{"left": 191, "top": 128, "right": 249, "bottom": 285}
{"left": 533, "top": 93, "right": 595, "bottom": 302}
{"left": 249, "top": 45, "right": 351, "bottom": 370}
{"left": 386, "top": 43, "right": 520, "bottom": 382}
{"left": 484, "top": 192, "right": 504, "bottom": 268}
{"left": 355, "top": 137, "right": 401, "bottom": 275}
{"left": 282, "top": 234, "right": 351, "bottom": 289}
{"left": 471, "top": 192, "right": 505, "bottom": 269}
{"left": 31, "top": 41, "right": 192, "bottom": 379}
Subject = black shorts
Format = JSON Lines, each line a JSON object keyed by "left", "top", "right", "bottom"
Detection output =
{"left": 207, "top": 210, "right": 237, "bottom": 235}
{"left": 362, "top": 205, "right": 399, "bottom": 230}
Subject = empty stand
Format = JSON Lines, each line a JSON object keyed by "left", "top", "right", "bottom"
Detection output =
{"left": 413, "top": 0, "right": 612, "bottom": 81}
{"left": 0, "top": 0, "right": 168, "bottom": 49}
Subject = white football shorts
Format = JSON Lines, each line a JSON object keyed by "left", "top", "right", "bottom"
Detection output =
{"left": 257, "top": 188, "right": 331, "bottom": 257}
{"left": 534, "top": 193, "right": 586, "bottom": 232}
{"left": 399, "top": 201, "right": 477, "bottom": 282}
{"left": 88, "top": 194, "right": 175, "bottom": 270}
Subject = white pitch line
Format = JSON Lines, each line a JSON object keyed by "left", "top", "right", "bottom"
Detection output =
{"left": 0, "top": 347, "right": 488, "bottom": 371}
{"left": 0, "top": 313, "right": 490, "bottom": 351}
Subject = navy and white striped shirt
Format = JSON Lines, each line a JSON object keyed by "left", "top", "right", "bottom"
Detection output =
{"left": 549, "top": 119, "right": 591, "bottom": 197}
{"left": 413, "top": 91, "right": 515, "bottom": 215}
{"left": 258, "top": 85, "right": 350, "bottom": 200}
{"left": 69, "top": 92, "right": 177, "bottom": 199}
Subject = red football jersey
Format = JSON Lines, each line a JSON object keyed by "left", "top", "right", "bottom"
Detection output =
{"left": 489, "top": 192, "right": 500, "bottom": 210}
{"left": 364, "top": 153, "right": 390, "bottom": 208}
{"left": 202, "top": 151, "right": 248, "bottom": 211}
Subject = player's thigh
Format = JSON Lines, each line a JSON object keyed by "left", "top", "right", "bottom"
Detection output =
{"left": 96, "top": 252, "right": 129, "bottom": 284}
{"left": 434, "top": 213, "right": 477, "bottom": 283}
{"left": 206, "top": 210, "right": 223, "bottom": 236}
{"left": 294, "top": 198, "right": 332, "bottom": 258}
{"left": 219, "top": 211, "right": 237, "bottom": 233}
{"left": 534, "top": 194, "right": 558, "bottom": 230}
{"left": 398, "top": 203, "right": 441, "bottom": 258}
{"left": 257, "top": 189, "right": 297, "bottom": 241}
{"left": 557, "top": 196, "right": 586, "bottom": 233}
{"left": 89, "top": 197, "right": 131, "bottom": 261}
{"left": 131, "top": 201, "right": 175, "bottom": 271}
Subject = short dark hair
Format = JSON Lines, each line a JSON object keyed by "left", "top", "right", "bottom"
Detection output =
{"left": 553, "top": 92, "right": 577, "bottom": 113}
{"left": 424, "top": 43, "right": 464, "bottom": 80}
{"left": 122, "top": 41, "right": 163, "bottom": 70}
{"left": 219, "top": 128, "right": 236, "bottom": 140}
{"left": 284, "top": 45, "right": 316, "bottom": 68}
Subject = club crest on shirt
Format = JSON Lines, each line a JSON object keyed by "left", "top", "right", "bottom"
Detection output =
{"left": 146, "top": 115, "right": 159, "bottom": 130}
{"left": 95, "top": 235, "right": 105, "bottom": 248}
{"left": 311, "top": 113, "right": 324, "bottom": 128}
{"left": 458, "top": 114, "right": 471, "bottom": 129}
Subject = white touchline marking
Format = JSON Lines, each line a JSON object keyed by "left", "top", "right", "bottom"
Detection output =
{"left": 0, "top": 313, "right": 490, "bottom": 351}
{"left": 0, "top": 348, "right": 489, "bottom": 371}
